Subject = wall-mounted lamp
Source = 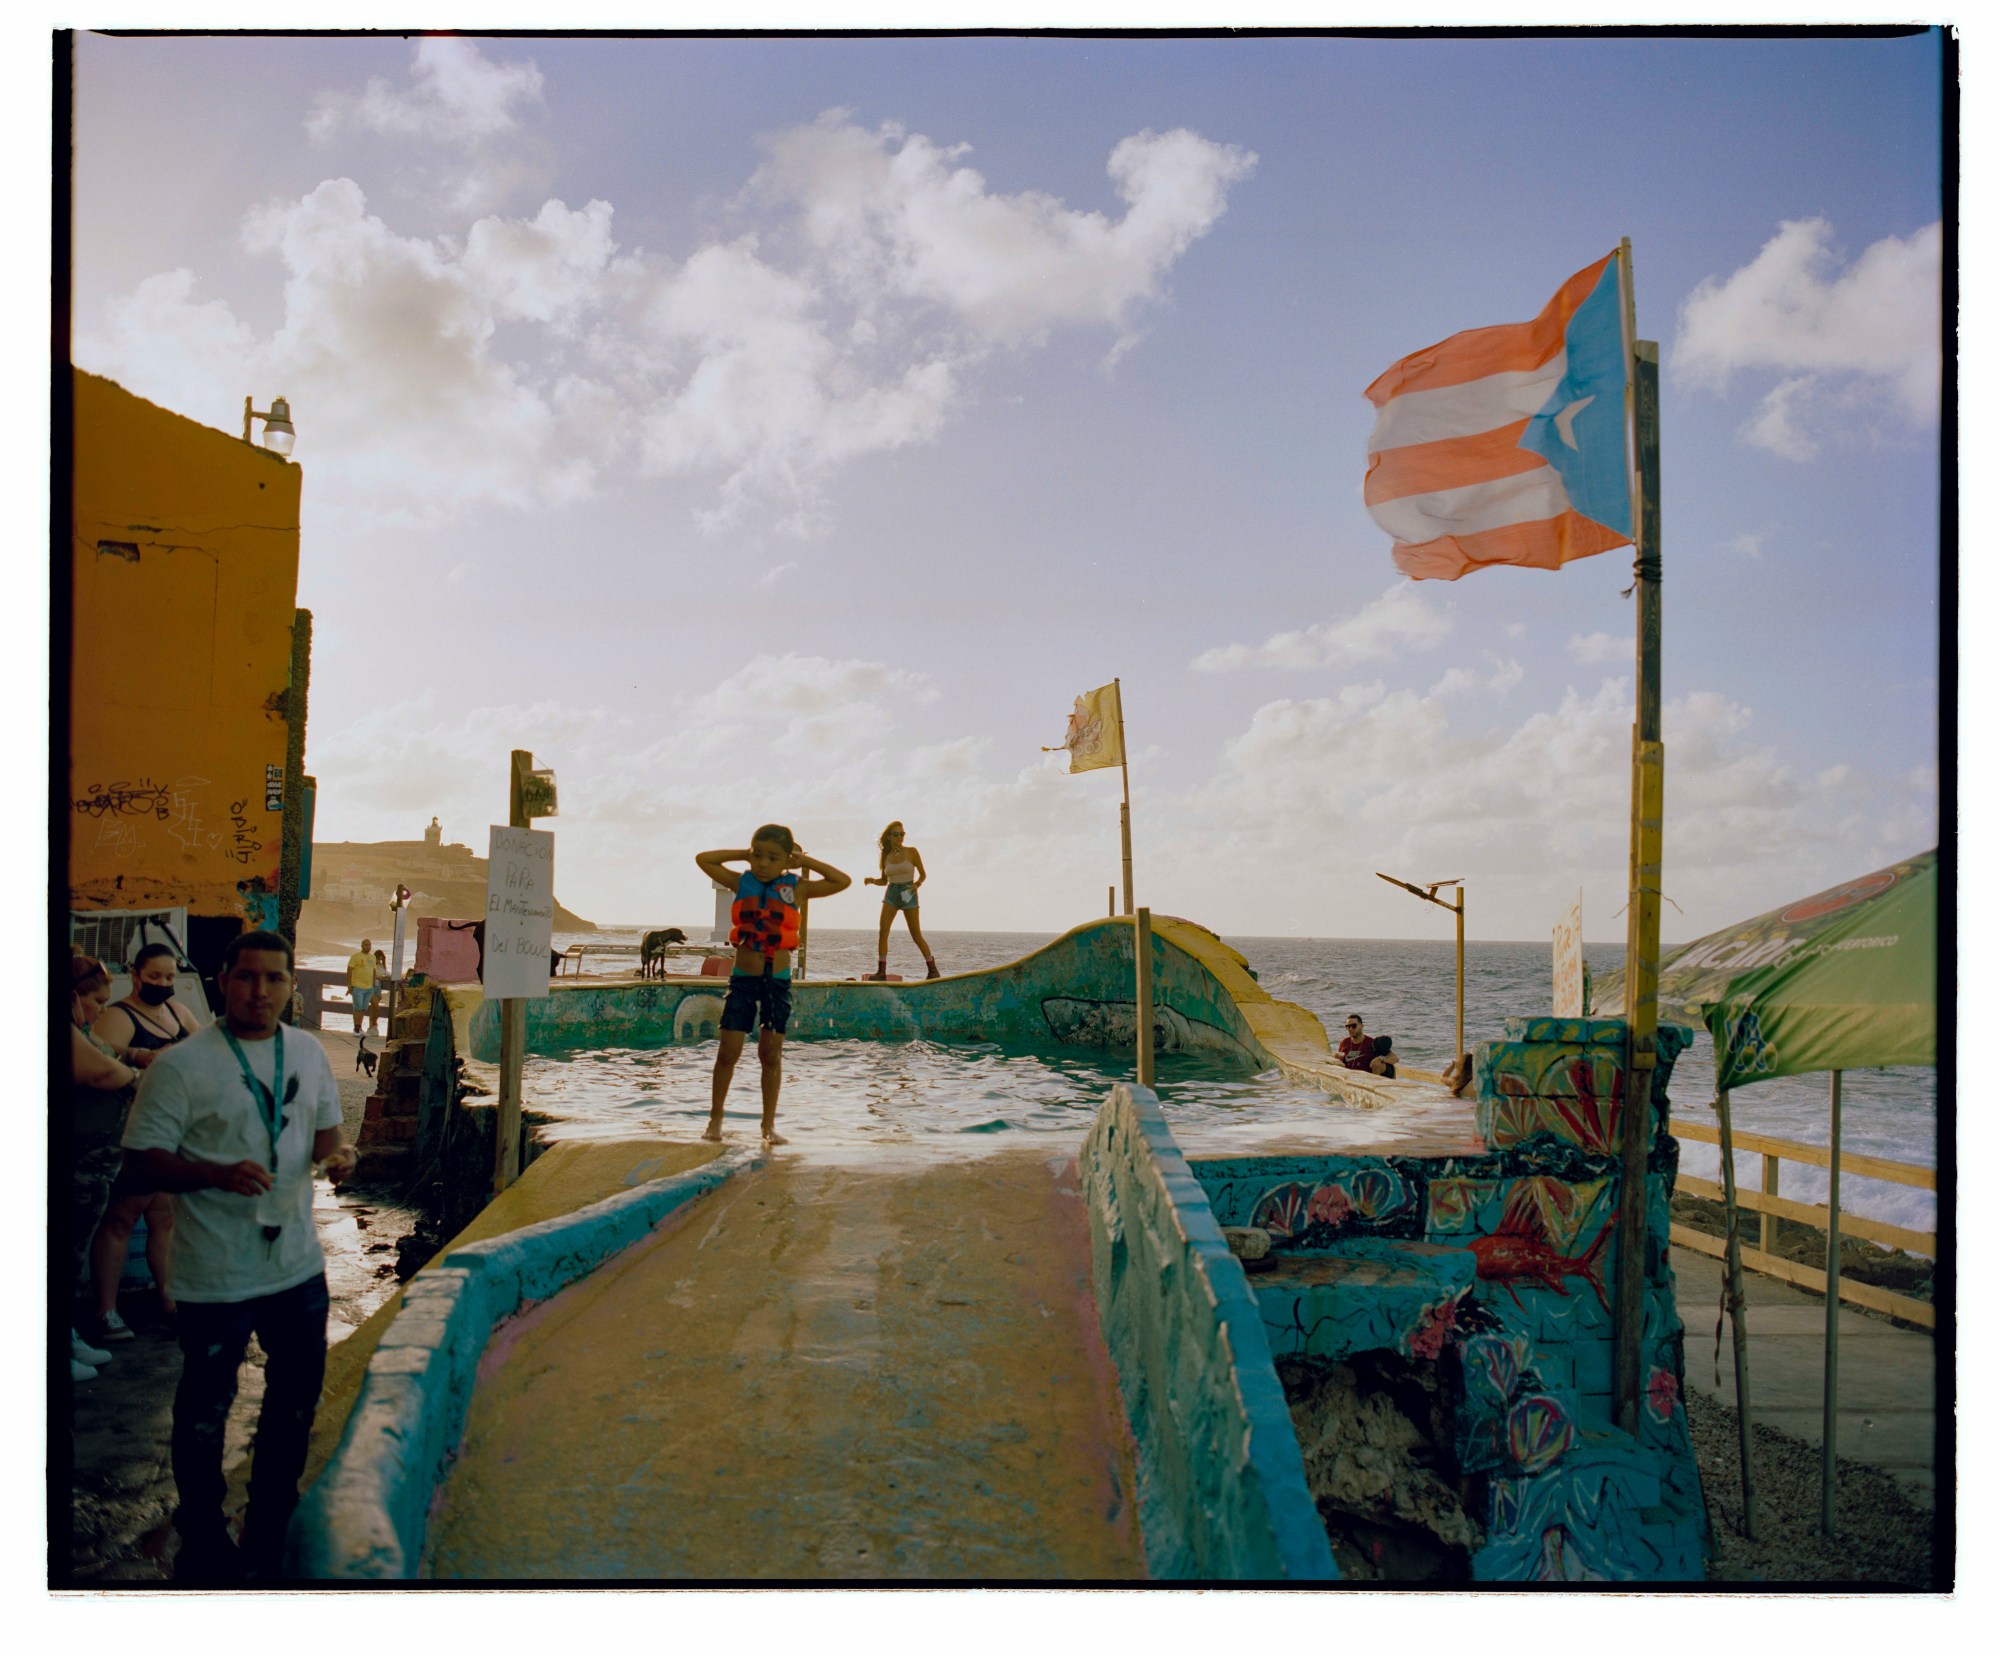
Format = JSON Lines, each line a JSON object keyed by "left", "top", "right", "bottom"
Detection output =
{"left": 243, "top": 395, "right": 297, "bottom": 457}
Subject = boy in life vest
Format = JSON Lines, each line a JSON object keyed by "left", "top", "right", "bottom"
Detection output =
{"left": 694, "top": 825, "right": 851, "bottom": 1145}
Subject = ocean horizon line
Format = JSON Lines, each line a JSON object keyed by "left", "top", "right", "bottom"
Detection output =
{"left": 580, "top": 922, "right": 1637, "bottom": 950}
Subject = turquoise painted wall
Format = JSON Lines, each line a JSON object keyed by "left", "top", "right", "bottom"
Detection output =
{"left": 466, "top": 919, "right": 1267, "bottom": 1068}
{"left": 1182, "top": 1015, "right": 1708, "bottom": 1582}
{"left": 1079, "top": 1085, "right": 1338, "bottom": 1582}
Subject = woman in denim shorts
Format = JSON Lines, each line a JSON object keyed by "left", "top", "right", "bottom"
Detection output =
{"left": 863, "top": 821, "right": 939, "bottom": 981}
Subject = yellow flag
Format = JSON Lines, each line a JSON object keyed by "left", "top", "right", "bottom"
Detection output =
{"left": 1043, "top": 681, "right": 1124, "bottom": 773}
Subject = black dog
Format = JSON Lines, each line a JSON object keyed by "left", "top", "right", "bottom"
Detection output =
{"left": 638, "top": 927, "right": 687, "bottom": 979}
{"left": 355, "top": 1038, "right": 378, "bottom": 1079}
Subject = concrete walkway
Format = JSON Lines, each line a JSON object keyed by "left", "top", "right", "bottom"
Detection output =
{"left": 1670, "top": 1244, "right": 1938, "bottom": 1505}
{"left": 424, "top": 1149, "right": 1147, "bottom": 1581}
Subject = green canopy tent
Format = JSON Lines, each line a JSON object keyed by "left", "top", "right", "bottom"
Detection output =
{"left": 1593, "top": 848, "right": 1938, "bottom": 1537}
{"left": 1597, "top": 848, "right": 1936, "bottom": 1089}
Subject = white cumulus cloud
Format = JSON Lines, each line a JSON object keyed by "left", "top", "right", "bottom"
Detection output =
{"left": 1193, "top": 584, "right": 1452, "bottom": 672}
{"left": 309, "top": 37, "right": 545, "bottom": 146}
{"left": 753, "top": 115, "right": 1256, "bottom": 349}
{"left": 1568, "top": 631, "right": 1626, "bottom": 665}
{"left": 80, "top": 88, "right": 1253, "bottom": 535}
{"left": 1159, "top": 673, "right": 1937, "bottom": 939}
{"left": 1673, "top": 216, "right": 1942, "bottom": 459}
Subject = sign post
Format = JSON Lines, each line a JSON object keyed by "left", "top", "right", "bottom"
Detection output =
{"left": 490, "top": 749, "right": 557, "bottom": 1194}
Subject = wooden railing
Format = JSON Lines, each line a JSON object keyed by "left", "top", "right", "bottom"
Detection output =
{"left": 1668, "top": 1114, "right": 1935, "bottom": 1330}
{"left": 292, "top": 968, "right": 352, "bottom": 1032}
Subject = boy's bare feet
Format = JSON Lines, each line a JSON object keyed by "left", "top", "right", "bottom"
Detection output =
{"left": 761, "top": 1130, "right": 788, "bottom": 1146}
{"left": 700, "top": 1123, "right": 724, "bottom": 1142}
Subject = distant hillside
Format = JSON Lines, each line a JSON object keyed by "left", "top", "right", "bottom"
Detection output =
{"left": 300, "top": 836, "right": 595, "bottom": 954}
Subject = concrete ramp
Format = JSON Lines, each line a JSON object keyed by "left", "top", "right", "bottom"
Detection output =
{"left": 425, "top": 1151, "right": 1147, "bottom": 1580}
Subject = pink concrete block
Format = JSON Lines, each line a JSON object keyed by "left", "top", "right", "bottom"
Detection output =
{"left": 415, "top": 916, "right": 483, "bottom": 982}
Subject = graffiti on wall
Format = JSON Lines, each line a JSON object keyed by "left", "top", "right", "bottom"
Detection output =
{"left": 72, "top": 777, "right": 174, "bottom": 821}
{"left": 74, "top": 772, "right": 274, "bottom": 869}
{"left": 1040, "top": 997, "right": 1244, "bottom": 1060}
{"left": 225, "top": 798, "right": 265, "bottom": 866}
{"left": 1429, "top": 1176, "right": 1616, "bottom": 1311}
{"left": 1248, "top": 1164, "right": 1419, "bottom": 1246}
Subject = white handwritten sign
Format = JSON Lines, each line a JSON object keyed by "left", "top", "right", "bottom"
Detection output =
{"left": 483, "top": 826, "right": 555, "bottom": 999}
{"left": 1553, "top": 894, "right": 1584, "bottom": 1017}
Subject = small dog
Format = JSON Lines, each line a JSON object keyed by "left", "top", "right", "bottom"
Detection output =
{"left": 355, "top": 1038, "right": 378, "bottom": 1079}
{"left": 638, "top": 927, "right": 688, "bottom": 979}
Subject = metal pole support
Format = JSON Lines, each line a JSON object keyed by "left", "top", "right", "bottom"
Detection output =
{"left": 1134, "top": 907, "right": 1155, "bottom": 1089}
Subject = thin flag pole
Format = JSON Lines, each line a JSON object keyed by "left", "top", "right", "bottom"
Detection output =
{"left": 1822, "top": 1069, "right": 1844, "bottom": 1534}
{"left": 1614, "top": 239, "right": 1668, "bottom": 1436}
{"left": 1115, "top": 677, "right": 1134, "bottom": 916}
{"left": 1714, "top": 1087, "right": 1759, "bottom": 1538}
{"left": 1453, "top": 884, "right": 1465, "bottom": 1062}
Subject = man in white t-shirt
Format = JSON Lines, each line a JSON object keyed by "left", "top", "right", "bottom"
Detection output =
{"left": 122, "top": 930, "right": 356, "bottom": 1582}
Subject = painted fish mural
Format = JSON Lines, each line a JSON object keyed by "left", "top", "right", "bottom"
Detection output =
{"left": 1466, "top": 1181, "right": 1615, "bottom": 1311}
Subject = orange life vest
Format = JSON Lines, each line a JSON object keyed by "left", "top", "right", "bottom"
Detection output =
{"left": 731, "top": 871, "right": 801, "bottom": 956}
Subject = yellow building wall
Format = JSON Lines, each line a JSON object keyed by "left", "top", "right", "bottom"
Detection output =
{"left": 69, "top": 370, "right": 303, "bottom": 920}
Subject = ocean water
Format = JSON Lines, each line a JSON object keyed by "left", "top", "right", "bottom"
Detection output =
{"left": 1203, "top": 933, "right": 1938, "bottom": 1244}
{"left": 312, "top": 926, "right": 1939, "bottom": 1242}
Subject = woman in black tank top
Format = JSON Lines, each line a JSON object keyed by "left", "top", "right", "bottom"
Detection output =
{"left": 83, "top": 943, "right": 195, "bottom": 1343}
{"left": 93, "top": 943, "right": 200, "bottom": 1069}
{"left": 69, "top": 954, "right": 136, "bottom": 1372}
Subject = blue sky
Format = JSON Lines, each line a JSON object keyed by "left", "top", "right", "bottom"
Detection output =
{"left": 67, "top": 28, "right": 1945, "bottom": 940}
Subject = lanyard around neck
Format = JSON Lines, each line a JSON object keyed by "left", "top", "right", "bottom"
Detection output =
{"left": 220, "top": 1026, "right": 286, "bottom": 1169}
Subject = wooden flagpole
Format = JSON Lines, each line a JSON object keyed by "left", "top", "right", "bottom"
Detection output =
{"left": 1115, "top": 677, "right": 1134, "bottom": 916}
{"left": 1614, "top": 240, "right": 1667, "bottom": 1436}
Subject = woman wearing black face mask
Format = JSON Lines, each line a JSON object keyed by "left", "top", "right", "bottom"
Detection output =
{"left": 84, "top": 943, "right": 200, "bottom": 1343}
{"left": 93, "top": 943, "right": 203, "bottom": 1069}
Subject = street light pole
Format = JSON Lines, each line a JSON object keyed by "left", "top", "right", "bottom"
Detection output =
{"left": 1453, "top": 883, "right": 1464, "bottom": 1061}
{"left": 495, "top": 760, "right": 530, "bottom": 1194}
{"left": 1375, "top": 873, "right": 1466, "bottom": 1062}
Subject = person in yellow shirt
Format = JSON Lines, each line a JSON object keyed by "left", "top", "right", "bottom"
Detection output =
{"left": 345, "top": 940, "right": 376, "bottom": 1036}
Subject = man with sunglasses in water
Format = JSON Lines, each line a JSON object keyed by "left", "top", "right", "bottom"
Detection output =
{"left": 121, "top": 930, "right": 356, "bottom": 1582}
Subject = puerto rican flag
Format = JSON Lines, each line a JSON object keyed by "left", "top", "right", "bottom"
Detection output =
{"left": 1364, "top": 253, "right": 1634, "bottom": 582}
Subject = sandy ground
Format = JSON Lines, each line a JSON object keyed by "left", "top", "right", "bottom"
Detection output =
{"left": 59, "top": 1026, "right": 421, "bottom": 1585}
